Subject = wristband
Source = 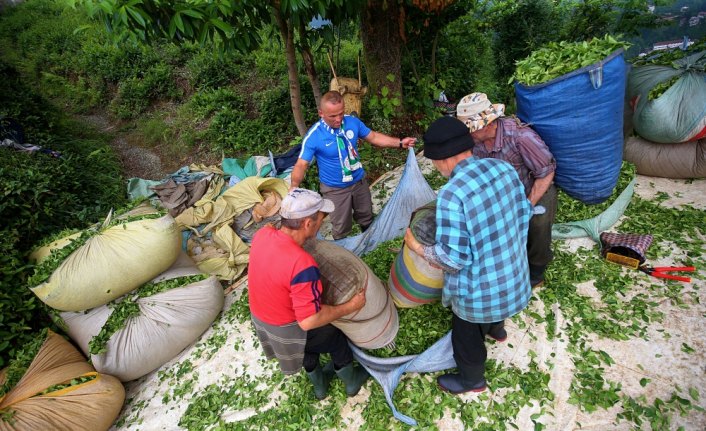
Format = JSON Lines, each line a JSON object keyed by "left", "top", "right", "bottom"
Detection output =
{"left": 398, "top": 139, "right": 403, "bottom": 149}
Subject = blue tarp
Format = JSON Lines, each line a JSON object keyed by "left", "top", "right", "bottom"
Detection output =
{"left": 351, "top": 332, "right": 456, "bottom": 426}
{"left": 332, "top": 148, "right": 438, "bottom": 256}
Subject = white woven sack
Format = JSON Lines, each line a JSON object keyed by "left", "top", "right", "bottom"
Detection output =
{"left": 31, "top": 214, "right": 181, "bottom": 311}
{"left": 59, "top": 253, "right": 224, "bottom": 382}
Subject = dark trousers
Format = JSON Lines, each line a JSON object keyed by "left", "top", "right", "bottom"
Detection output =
{"left": 528, "top": 184, "right": 557, "bottom": 284}
{"left": 303, "top": 324, "right": 353, "bottom": 372}
{"left": 451, "top": 313, "right": 503, "bottom": 382}
{"left": 319, "top": 177, "right": 373, "bottom": 239}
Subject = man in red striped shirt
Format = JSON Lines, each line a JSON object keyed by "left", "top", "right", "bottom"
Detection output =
{"left": 248, "top": 188, "right": 369, "bottom": 399}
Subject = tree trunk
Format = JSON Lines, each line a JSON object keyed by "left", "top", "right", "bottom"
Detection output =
{"left": 431, "top": 30, "right": 439, "bottom": 79}
{"left": 360, "top": 0, "right": 404, "bottom": 99}
{"left": 271, "top": 2, "right": 307, "bottom": 136}
{"left": 297, "top": 21, "right": 322, "bottom": 108}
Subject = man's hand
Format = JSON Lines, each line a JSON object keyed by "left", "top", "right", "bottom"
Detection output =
{"left": 347, "top": 286, "right": 367, "bottom": 312}
{"left": 289, "top": 159, "right": 309, "bottom": 191}
{"left": 400, "top": 137, "right": 417, "bottom": 149}
{"left": 404, "top": 228, "right": 423, "bottom": 256}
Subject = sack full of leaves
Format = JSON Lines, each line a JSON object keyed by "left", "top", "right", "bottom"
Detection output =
{"left": 623, "top": 135, "right": 706, "bottom": 179}
{"left": 388, "top": 200, "right": 443, "bottom": 308}
{"left": 56, "top": 253, "right": 224, "bottom": 382}
{"left": 0, "top": 329, "right": 125, "bottom": 431}
{"left": 513, "top": 35, "right": 629, "bottom": 204}
{"left": 28, "top": 205, "right": 181, "bottom": 312}
{"left": 304, "top": 239, "right": 399, "bottom": 349}
{"left": 628, "top": 42, "right": 706, "bottom": 144}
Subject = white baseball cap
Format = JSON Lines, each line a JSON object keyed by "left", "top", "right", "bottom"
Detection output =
{"left": 279, "top": 188, "right": 335, "bottom": 219}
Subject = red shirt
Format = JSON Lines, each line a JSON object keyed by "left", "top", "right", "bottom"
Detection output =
{"left": 248, "top": 226, "right": 323, "bottom": 326}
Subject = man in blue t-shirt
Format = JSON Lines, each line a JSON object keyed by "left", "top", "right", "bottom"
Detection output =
{"left": 290, "top": 91, "right": 416, "bottom": 239}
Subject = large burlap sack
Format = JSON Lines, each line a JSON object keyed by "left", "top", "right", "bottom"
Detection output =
{"left": 515, "top": 49, "right": 627, "bottom": 204}
{"left": 29, "top": 212, "right": 181, "bottom": 311}
{"left": 388, "top": 201, "right": 443, "bottom": 308}
{"left": 58, "top": 253, "right": 224, "bottom": 382}
{"left": 624, "top": 136, "right": 706, "bottom": 179}
{"left": 0, "top": 330, "right": 124, "bottom": 431}
{"left": 305, "top": 240, "right": 399, "bottom": 350}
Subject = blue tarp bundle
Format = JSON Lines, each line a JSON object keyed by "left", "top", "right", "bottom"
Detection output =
{"left": 515, "top": 49, "right": 628, "bottom": 204}
{"left": 350, "top": 332, "right": 455, "bottom": 426}
{"left": 333, "top": 148, "right": 437, "bottom": 256}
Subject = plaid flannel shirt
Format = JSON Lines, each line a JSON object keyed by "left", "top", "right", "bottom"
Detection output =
{"left": 433, "top": 156, "right": 532, "bottom": 323}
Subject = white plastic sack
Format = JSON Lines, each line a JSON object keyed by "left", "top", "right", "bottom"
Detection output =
{"left": 59, "top": 253, "right": 224, "bottom": 382}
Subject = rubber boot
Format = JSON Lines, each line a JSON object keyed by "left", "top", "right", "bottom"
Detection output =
{"left": 306, "top": 362, "right": 334, "bottom": 400}
{"left": 335, "top": 362, "right": 369, "bottom": 396}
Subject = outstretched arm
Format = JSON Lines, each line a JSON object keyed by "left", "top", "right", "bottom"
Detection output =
{"left": 364, "top": 131, "right": 416, "bottom": 149}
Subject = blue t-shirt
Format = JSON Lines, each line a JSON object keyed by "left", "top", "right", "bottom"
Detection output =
{"left": 299, "top": 116, "right": 371, "bottom": 188}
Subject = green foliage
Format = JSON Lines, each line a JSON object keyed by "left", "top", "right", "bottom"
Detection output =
{"left": 433, "top": 9, "right": 500, "bottom": 101}
{"left": 0, "top": 59, "right": 125, "bottom": 368}
{"left": 180, "top": 81, "right": 300, "bottom": 156}
{"left": 513, "top": 35, "right": 629, "bottom": 86}
{"left": 368, "top": 82, "right": 402, "bottom": 119}
{"left": 252, "top": 45, "right": 288, "bottom": 79}
{"left": 486, "top": 0, "right": 559, "bottom": 92}
{"left": 37, "top": 374, "right": 97, "bottom": 396}
{"left": 110, "top": 62, "right": 178, "bottom": 118}
{"left": 186, "top": 50, "right": 243, "bottom": 90}
{"left": 423, "top": 169, "right": 448, "bottom": 191}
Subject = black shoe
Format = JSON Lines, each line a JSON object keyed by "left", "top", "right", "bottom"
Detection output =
{"left": 437, "top": 373, "right": 487, "bottom": 394}
{"left": 487, "top": 323, "right": 507, "bottom": 342}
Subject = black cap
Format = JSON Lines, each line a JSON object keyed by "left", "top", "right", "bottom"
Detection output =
{"left": 422, "top": 116, "right": 474, "bottom": 160}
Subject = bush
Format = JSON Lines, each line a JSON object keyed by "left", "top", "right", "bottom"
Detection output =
{"left": 110, "top": 63, "right": 178, "bottom": 118}
{"left": 0, "top": 60, "right": 125, "bottom": 367}
{"left": 187, "top": 50, "right": 242, "bottom": 90}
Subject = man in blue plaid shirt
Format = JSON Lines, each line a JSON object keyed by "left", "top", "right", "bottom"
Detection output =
{"left": 404, "top": 116, "right": 532, "bottom": 394}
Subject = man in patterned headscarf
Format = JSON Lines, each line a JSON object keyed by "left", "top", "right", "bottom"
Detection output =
{"left": 457, "top": 92, "right": 557, "bottom": 288}
{"left": 404, "top": 116, "right": 532, "bottom": 394}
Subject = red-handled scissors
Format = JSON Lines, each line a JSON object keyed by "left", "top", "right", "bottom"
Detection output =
{"left": 638, "top": 266, "right": 696, "bottom": 282}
